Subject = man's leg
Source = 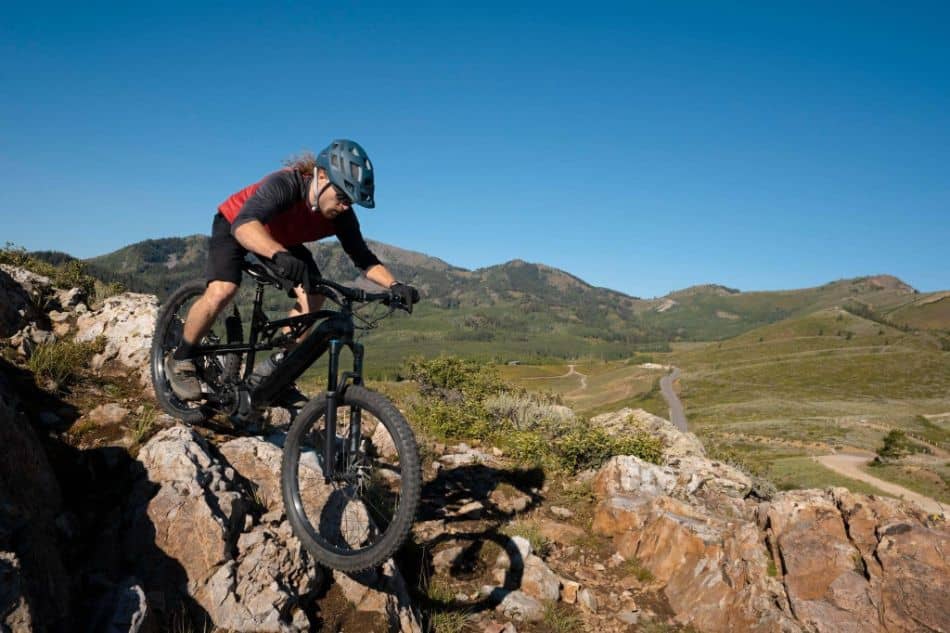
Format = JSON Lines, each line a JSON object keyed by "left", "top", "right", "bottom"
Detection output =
{"left": 165, "top": 281, "right": 239, "bottom": 401}
{"left": 181, "top": 281, "right": 240, "bottom": 350}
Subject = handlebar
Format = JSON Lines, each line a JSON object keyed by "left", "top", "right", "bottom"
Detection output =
{"left": 245, "top": 259, "right": 410, "bottom": 311}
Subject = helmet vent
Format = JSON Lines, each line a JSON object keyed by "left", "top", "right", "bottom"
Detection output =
{"left": 349, "top": 162, "right": 361, "bottom": 179}
{"left": 331, "top": 154, "right": 340, "bottom": 168}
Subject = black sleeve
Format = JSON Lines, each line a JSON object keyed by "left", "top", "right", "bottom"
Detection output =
{"left": 231, "top": 171, "right": 300, "bottom": 233}
{"left": 334, "top": 210, "right": 382, "bottom": 271}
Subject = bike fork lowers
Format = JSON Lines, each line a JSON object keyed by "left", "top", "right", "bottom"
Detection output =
{"left": 323, "top": 340, "right": 365, "bottom": 483}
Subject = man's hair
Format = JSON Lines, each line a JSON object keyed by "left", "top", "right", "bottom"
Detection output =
{"left": 282, "top": 151, "right": 317, "bottom": 173}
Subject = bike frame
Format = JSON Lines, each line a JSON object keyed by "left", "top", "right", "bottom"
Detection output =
{"left": 187, "top": 264, "right": 381, "bottom": 481}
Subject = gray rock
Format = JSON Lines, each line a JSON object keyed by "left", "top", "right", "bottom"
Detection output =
{"left": 127, "top": 426, "right": 320, "bottom": 632}
{"left": 495, "top": 590, "right": 544, "bottom": 622}
{"left": 74, "top": 293, "right": 159, "bottom": 385}
{"left": 578, "top": 587, "right": 598, "bottom": 613}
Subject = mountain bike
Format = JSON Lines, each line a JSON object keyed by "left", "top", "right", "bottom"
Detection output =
{"left": 149, "top": 259, "right": 421, "bottom": 572}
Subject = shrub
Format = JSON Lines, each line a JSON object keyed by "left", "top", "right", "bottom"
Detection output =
{"left": 484, "top": 391, "right": 574, "bottom": 431}
{"left": 555, "top": 426, "right": 662, "bottom": 473}
{"left": 405, "top": 354, "right": 664, "bottom": 474}
{"left": 876, "top": 429, "right": 925, "bottom": 461}
{"left": 404, "top": 356, "right": 504, "bottom": 402}
{"left": 28, "top": 337, "right": 105, "bottom": 388}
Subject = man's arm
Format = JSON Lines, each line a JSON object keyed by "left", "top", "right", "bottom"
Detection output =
{"left": 364, "top": 264, "right": 397, "bottom": 288}
{"left": 232, "top": 171, "right": 298, "bottom": 258}
{"left": 233, "top": 221, "right": 285, "bottom": 259}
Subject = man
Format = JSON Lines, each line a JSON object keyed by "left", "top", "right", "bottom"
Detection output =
{"left": 164, "top": 139, "right": 418, "bottom": 401}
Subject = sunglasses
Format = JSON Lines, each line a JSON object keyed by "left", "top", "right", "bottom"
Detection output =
{"left": 331, "top": 183, "right": 353, "bottom": 205}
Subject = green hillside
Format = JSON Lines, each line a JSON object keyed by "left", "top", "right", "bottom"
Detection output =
{"left": 24, "top": 237, "right": 948, "bottom": 372}
{"left": 667, "top": 308, "right": 950, "bottom": 501}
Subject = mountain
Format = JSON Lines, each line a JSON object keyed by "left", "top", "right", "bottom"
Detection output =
{"left": 25, "top": 237, "right": 947, "bottom": 370}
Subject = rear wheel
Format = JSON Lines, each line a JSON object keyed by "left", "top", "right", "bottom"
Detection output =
{"left": 150, "top": 280, "right": 240, "bottom": 424}
{"left": 281, "top": 386, "right": 421, "bottom": 572}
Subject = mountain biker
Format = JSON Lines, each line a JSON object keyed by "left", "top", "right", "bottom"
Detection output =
{"left": 164, "top": 139, "right": 419, "bottom": 402}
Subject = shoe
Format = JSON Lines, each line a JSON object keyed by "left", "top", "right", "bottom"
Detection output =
{"left": 275, "top": 383, "right": 309, "bottom": 408}
{"left": 164, "top": 355, "right": 203, "bottom": 401}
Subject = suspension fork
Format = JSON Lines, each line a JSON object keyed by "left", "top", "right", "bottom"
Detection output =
{"left": 324, "top": 339, "right": 342, "bottom": 482}
{"left": 322, "top": 340, "right": 365, "bottom": 482}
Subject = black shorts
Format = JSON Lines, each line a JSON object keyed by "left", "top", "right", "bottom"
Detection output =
{"left": 206, "top": 213, "right": 321, "bottom": 286}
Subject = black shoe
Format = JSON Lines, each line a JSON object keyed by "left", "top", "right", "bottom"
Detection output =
{"left": 164, "top": 355, "right": 202, "bottom": 401}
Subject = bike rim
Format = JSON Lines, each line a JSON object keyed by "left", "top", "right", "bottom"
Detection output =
{"left": 288, "top": 403, "right": 406, "bottom": 556}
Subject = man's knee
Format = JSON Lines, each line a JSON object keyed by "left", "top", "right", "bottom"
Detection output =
{"left": 204, "top": 281, "right": 239, "bottom": 311}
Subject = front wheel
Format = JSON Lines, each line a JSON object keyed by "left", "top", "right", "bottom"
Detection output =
{"left": 281, "top": 386, "right": 421, "bottom": 572}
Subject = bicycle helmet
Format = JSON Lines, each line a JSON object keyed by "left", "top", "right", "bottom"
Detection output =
{"left": 316, "top": 139, "right": 375, "bottom": 208}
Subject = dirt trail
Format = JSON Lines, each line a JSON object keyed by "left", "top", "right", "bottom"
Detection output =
{"left": 523, "top": 363, "right": 588, "bottom": 389}
{"left": 816, "top": 452, "right": 945, "bottom": 515}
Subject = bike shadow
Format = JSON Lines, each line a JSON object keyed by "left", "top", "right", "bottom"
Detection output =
{"left": 401, "top": 462, "right": 549, "bottom": 619}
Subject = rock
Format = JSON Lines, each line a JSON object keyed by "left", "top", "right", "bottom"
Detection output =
{"left": 371, "top": 421, "right": 398, "bottom": 458}
{"left": 560, "top": 579, "right": 580, "bottom": 604}
{"left": 668, "top": 454, "right": 752, "bottom": 499}
{"left": 762, "top": 488, "right": 950, "bottom": 633}
{"left": 126, "top": 427, "right": 319, "bottom": 632}
{"left": 763, "top": 490, "right": 877, "bottom": 632}
{"left": 74, "top": 293, "right": 158, "bottom": 386}
{"left": 0, "top": 373, "right": 71, "bottom": 632}
{"left": 536, "top": 519, "right": 585, "bottom": 545}
{"left": 549, "top": 505, "right": 574, "bottom": 519}
{"left": 594, "top": 455, "right": 678, "bottom": 498}
{"left": 432, "top": 544, "right": 465, "bottom": 574}
{"left": 457, "top": 500, "right": 484, "bottom": 519}
{"left": 483, "top": 621, "right": 517, "bottom": 633}
{"left": 489, "top": 487, "right": 531, "bottom": 514}
{"left": 494, "top": 590, "right": 544, "bottom": 622}
{"left": 220, "top": 435, "right": 420, "bottom": 630}
{"left": 617, "top": 610, "right": 640, "bottom": 625}
{"left": 439, "top": 443, "right": 496, "bottom": 467}
{"left": 332, "top": 562, "right": 422, "bottom": 632}
{"left": 589, "top": 407, "right": 705, "bottom": 459}
{"left": 38, "top": 410, "right": 63, "bottom": 429}
{"left": 578, "top": 587, "right": 598, "bottom": 613}
{"left": 54, "top": 286, "right": 86, "bottom": 310}
{"left": 495, "top": 536, "right": 532, "bottom": 568}
{"left": 87, "top": 403, "right": 130, "bottom": 426}
{"left": 86, "top": 578, "right": 148, "bottom": 633}
{"left": 494, "top": 554, "right": 560, "bottom": 602}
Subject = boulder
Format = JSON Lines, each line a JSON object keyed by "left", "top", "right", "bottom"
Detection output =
{"left": 219, "top": 436, "right": 421, "bottom": 631}
{"left": 762, "top": 488, "right": 950, "bottom": 633}
{"left": 589, "top": 407, "right": 706, "bottom": 459}
{"left": 0, "top": 365, "right": 71, "bottom": 632}
{"left": 75, "top": 293, "right": 158, "bottom": 386}
{"left": 0, "top": 266, "right": 47, "bottom": 337}
{"left": 126, "top": 426, "right": 318, "bottom": 632}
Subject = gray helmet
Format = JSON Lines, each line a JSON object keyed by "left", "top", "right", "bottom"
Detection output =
{"left": 316, "top": 139, "right": 375, "bottom": 208}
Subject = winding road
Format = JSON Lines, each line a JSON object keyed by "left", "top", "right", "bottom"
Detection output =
{"left": 660, "top": 368, "right": 688, "bottom": 431}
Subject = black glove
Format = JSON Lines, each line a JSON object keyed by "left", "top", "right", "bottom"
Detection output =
{"left": 271, "top": 251, "right": 307, "bottom": 286}
{"left": 389, "top": 282, "right": 420, "bottom": 313}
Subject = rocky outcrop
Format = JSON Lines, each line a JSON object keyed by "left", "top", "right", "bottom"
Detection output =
{"left": 0, "top": 266, "right": 48, "bottom": 338}
{"left": 75, "top": 293, "right": 158, "bottom": 386}
{"left": 0, "top": 364, "right": 71, "bottom": 632}
{"left": 591, "top": 409, "right": 950, "bottom": 633}
{"left": 125, "top": 426, "right": 318, "bottom": 632}
{"left": 218, "top": 436, "right": 423, "bottom": 633}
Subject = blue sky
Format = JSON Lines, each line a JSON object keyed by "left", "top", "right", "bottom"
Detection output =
{"left": 2, "top": 1, "right": 947, "bottom": 298}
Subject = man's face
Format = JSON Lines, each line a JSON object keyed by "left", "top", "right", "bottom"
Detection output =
{"left": 314, "top": 171, "right": 353, "bottom": 219}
